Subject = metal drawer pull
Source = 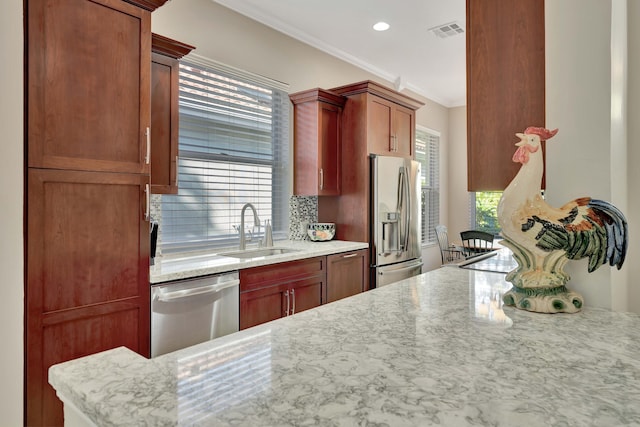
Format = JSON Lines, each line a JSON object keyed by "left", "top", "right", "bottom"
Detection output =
{"left": 155, "top": 280, "right": 239, "bottom": 302}
{"left": 319, "top": 168, "right": 324, "bottom": 190}
{"left": 342, "top": 253, "right": 358, "bottom": 258}
{"left": 285, "top": 290, "right": 290, "bottom": 316}
{"left": 291, "top": 288, "right": 296, "bottom": 315}
{"left": 378, "top": 261, "right": 424, "bottom": 275}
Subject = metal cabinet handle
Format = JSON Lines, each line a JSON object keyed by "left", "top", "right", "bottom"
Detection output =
{"left": 145, "top": 127, "right": 151, "bottom": 164}
{"left": 285, "top": 290, "right": 290, "bottom": 317}
{"left": 144, "top": 183, "right": 150, "bottom": 221}
{"left": 342, "top": 253, "right": 358, "bottom": 258}
{"left": 175, "top": 156, "right": 179, "bottom": 187}
{"left": 319, "top": 168, "right": 324, "bottom": 190}
{"left": 291, "top": 288, "right": 296, "bottom": 315}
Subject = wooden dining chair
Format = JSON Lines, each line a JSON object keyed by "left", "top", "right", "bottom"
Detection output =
{"left": 460, "top": 230, "right": 495, "bottom": 257}
{"left": 435, "top": 225, "right": 464, "bottom": 264}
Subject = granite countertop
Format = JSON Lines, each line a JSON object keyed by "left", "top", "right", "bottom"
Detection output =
{"left": 150, "top": 239, "right": 369, "bottom": 283}
{"left": 50, "top": 268, "right": 640, "bottom": 426}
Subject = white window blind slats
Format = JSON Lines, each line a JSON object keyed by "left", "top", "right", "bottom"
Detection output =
{"left": 161, "top": 59, "right": 289, "bottom": 253}
{"left": 415, "top": 128, "right": 440, "bottom": 245}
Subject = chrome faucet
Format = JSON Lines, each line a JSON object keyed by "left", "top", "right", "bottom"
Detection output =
{"left": 239, "top": 203, "right": 261, "bottom": 250}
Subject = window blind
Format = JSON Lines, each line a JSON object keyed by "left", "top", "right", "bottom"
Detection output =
{"left": 161, "top": 56, "right": 290, "bottom": 253}
{"left": 415, "top": 127, "right": 440, "bottom": 245}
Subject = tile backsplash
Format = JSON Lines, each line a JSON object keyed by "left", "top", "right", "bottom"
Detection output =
{"left": 150, "top": 195, "right": 320, "bottom": 252}
{"left": 288, "top": 196, "right": 318, "bottom": 240}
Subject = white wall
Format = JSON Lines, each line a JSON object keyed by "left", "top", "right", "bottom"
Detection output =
{"left": 545, "top": 0, "right": 640, "bottom": 311}
{"left": 627, "top": 1, "right": 640, "bottom": 311}
{"left": 447, "top": 106, "right": 469, "bottom": 239}
{"left": 152, "top": 0, "right": 451, "bottom": 271}
{"left": 0, "top": 0, "right": 24, "bottom": 424}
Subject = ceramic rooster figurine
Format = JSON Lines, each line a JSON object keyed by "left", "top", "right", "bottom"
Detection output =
{"left": 497, "top": 127, "right": 628, "bottom": 313}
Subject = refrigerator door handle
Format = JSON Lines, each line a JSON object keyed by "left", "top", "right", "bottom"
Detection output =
{"left": 395, "top": 168, "right": 404, "bottom": 252}
{"left": 403, "top": 165, "right": 411, "bottom": 252}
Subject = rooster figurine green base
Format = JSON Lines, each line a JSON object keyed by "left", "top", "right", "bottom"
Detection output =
{"left": 497, "top": 127, "right": 628, "bottom": 313}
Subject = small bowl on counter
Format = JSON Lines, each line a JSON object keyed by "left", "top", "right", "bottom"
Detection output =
{"left": 307, "top": 223, "right": 335, "bottom": 241}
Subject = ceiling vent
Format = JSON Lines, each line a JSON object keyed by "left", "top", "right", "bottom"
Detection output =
{"left": 428, "top": 21, "right": 464, "bottom": 39}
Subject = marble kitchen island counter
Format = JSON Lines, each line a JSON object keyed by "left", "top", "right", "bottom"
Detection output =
{"left": 50, "top": 268, "right": 640, "bottom": 426}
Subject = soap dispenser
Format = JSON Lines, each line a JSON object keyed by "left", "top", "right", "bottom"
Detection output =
{"left": 263, "top": 219, "right": 273, "bottom": 247}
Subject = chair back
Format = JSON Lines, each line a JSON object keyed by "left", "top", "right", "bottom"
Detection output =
{"left": 435, "top": 225, "right": 462, "bottom": 264}
{"left": 460, "top": 230, "right": 495, "bottom": 256}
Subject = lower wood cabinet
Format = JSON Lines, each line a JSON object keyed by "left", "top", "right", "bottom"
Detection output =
{"left": 26, "top": 169, "right": 150, "bottom": 425}
{"left": 326, "top": 249, "right": 369, "bottom": 302}
{"left": 239, "top": 249, "right": 369, "bottom": 329}
{"left": 240, "top": 257, "right": 326, "bottom": 329}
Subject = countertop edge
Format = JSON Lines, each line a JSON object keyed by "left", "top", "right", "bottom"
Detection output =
{"left": 150, "top": 240, "right": 369, "bottom": 284}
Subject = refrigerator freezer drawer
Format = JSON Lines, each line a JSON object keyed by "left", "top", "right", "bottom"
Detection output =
{"left": 375, "top": 259, "right": 424, "bottom": 287}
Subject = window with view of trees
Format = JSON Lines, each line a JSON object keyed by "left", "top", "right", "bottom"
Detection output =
{"left": 415, "top": 127, "right": 439, "bottom": 245}
{"left": 160, "top": 56, "right": 290, "bottom": 253}
{"left": 471, "top": 191, "right": 502, "bottom": 235}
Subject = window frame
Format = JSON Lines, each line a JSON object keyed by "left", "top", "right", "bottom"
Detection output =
{"left": 159, "top": 54, "right": 290, "bottom": 254}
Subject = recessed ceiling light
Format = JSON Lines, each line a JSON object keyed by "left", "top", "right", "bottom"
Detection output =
{"left": 373, "top": 22, "right": 390, "bottom": 31}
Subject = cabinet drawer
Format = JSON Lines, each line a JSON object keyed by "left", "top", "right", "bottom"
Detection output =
{"left": 240, "top": 256, "right": 325, "bottom": 292}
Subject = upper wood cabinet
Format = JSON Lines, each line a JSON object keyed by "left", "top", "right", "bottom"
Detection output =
{"left": 27, "top": 0, "right": 152, "bottom": 174}
{"left": 466, "top": 0, "right": 546, "bottom": 191}
{"left": 317, "top": 81, "right": 423, "bottom": 242}
{"left": 150, "top": 33, "right": 195, "bottom": 194}
{"left": 331, "top": 80, "right": 423, "bottom": 158}
{"left": 290, "top": 89, "right": 346, "bottom": 196}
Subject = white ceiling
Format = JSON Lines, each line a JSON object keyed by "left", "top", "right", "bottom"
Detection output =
{"left": 212, "top": 0, "right": 466, "bottom": 108}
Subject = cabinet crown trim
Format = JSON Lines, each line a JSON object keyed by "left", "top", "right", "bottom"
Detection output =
{"left": 152, "top": 33, "right": 196, "bottom": 59}
{"left": 289, "top": 88, "right": 347, "bottom": 108}
{"left": 123, "top": 0, "right": 169, "bottom": 11}
{"left": 329, "top": 80, "right": 424, "bottom": 110}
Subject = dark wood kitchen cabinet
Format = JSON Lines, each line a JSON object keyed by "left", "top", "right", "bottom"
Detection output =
{"left": 367, "top": 95, "right": 415, "bottom": 157}
{"left": 326, "top": 249, "right": 369, "bottom": 302}
{"left": 240, "top": 257, "right": 326, "bottom": 329}
{"left": 27, "top": 0, "right": 152, "bottom": 174}
{"left": 25, "top": 0, "right": 166, "bottom": 424}
{"left": 317, "top": 81, "right": 423, "bottom": 242}
{"left": 290, "top": 88, "right": 346, "bottom": 196}
{"left": 466, "top": 0, "right": 545, "bottom": 191}
{"left": 331, "top": 80, "right": 421, "bottom": 158}
{"left": 150, "top": 33, "right": 195, "bottom": 194}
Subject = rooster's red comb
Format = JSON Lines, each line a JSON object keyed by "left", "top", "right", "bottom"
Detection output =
{"left": 524, "top": 127, "right": 558, "bottom": 141}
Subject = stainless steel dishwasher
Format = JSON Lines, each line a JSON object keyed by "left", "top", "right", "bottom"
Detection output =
{"left": 151, "top": 271, "right": 240, "bottom": 357}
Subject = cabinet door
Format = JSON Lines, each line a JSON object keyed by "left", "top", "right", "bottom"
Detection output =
{"left": 368, "top": 97, "right": 393, "bottom": 155}
{"left": 27, "top": 0, "right": 151, "bottom": 174}
{"left": 26, "top": 168, "right": 150, "bottom": 425}
{"left": 150, "top": 52, "right": 179, "bottom": 193}
{"left": 327, "top": 249, "right": 368, "bottom": 303}
{"left": 240, "top": 284, "right": 289, "bottom": 329}
{"left": 289, "top": 275, "right": 325, "bottom": 314}
{"left": 393, "top": 104, "right": 415, "bottom": 157}
{"left": 291, "top": 89, "right": 345, "bottom": 196}
{"left": 318, "top": 103, "right": 341, "bottom": 195}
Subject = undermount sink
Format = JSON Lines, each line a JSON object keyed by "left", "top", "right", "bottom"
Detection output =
{"left": 218, "top": 247, "right": 300, "bottom": 259}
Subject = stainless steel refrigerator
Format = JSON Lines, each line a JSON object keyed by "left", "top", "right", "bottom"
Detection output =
{"left": 371, "top": 154, "right": 424, "bottom": 287}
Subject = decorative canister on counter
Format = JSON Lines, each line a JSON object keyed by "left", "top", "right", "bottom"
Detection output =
{"left": 307, "top": 223, "right": 336, "bottom": 241}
